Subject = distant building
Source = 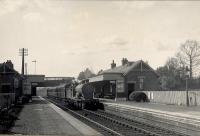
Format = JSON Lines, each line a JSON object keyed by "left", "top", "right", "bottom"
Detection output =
{"left": 0, "top": 60, "right": 74, "bottom": 99}
{"left": 89, "top": 58, "right": 160, "bottom": 101}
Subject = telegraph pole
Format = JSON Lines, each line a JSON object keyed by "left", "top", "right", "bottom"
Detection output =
{"left": 19, "top": 48, "right": 28, "bottom": 75}
{"left": 19, "top": 48, "right": 28, "bottom": 96}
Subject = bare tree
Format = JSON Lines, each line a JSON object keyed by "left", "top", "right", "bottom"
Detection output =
{"left": 176, "top": 40, "right": 200, "bottom": 78}
{"left": 77, "top": 68, "right": 96, "bottom": 80}
{"left": 157, "top": 57, "right": 185, "bottom": 90}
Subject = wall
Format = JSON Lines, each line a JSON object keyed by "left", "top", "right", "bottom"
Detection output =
{"left": 26, "top": 75, "right": 45, "bottom": 83}
{"left": 142, "top": 90, "right": 200, "bottom": 106}
{"left": 126, "top": 71, "right": 160, "bottom": 91}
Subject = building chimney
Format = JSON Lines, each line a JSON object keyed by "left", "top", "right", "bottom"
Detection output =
{"left": 111, "top": 60, "right": 116, "bottom": 69}
{"left": 6, "top": 60, "right": 14, "bottom": 69}
{"left": 122, "top": 58, "right": 128, "bottom": 66}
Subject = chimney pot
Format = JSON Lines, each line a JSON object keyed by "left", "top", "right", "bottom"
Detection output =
{"left": 122, "top": 58, "right": 128, "bottom": 66}
{"left": 6, "top": 60, "right": 14, "bottom": 69}
{"left": 111, "top": 60, "right": 116, "bottom": 69}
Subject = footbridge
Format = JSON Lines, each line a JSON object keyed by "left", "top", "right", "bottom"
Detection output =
{"left": 24, "top": 75, "right": 74, "bottom": 96}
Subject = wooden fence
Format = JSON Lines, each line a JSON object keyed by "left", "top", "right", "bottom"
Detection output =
{"left": 142, "top": 90, "right": 200, "bottom": 106}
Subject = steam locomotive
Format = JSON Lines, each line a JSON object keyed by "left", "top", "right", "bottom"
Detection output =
{"left": 47, "top": 81, "right": 104, "bottom": 110}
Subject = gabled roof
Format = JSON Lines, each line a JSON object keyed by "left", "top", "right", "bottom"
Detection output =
{"left": 99, "top": 60, "right": 159, "bottom": 77}
{"left": 100, "top": 60, "right": 140, "bottom": 75}
{"left": 0, "top": 62, "right": 23, "bottom": 78}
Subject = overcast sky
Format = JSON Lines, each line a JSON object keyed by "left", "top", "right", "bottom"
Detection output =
{"left": 1, "top": 0, "right": 200, "bottom": 77}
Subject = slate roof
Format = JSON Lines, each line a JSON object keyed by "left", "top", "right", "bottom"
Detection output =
{"left": 100, "top": 60, "right": 140, "bottom": 75}
{"left": 99, "top": 60, "right": 158, "bottom": 76}
{"left": 0, "top": 62, "right": 22, "bottom": 78}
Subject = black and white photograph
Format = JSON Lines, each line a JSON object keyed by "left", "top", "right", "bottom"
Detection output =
{"left": 1, "top": 0, "right": 200, "bottom": 135}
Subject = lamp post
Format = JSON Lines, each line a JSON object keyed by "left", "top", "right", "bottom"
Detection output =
{"left": 185, "top": 66, "right": 190, "bottom": 107}
{"left": 32, "top": 60, "right": 37, "bottom": 74}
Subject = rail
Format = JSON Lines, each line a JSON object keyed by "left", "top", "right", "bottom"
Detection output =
{"left": 104, "top": 103, "right": 197, "bottom": 136}
{"left": 46, "top": 98, "right": 122, "bottom": 136}
{"left": 46, "top": 97, "right": 188, "bottom": 136}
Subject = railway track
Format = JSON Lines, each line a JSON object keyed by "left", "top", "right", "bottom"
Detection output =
{"left": 85, "top": 109, "right": 189, "bottom": 136}
{"left": 47, "top": 97, "right": 189, "bottom": 136}
{"left": 104, "top": 104, "right": 200, "bottom": 136}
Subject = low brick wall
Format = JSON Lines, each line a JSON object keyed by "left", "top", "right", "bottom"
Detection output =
{"left": 142, "top": 91, "right": 200, "bottom": 106}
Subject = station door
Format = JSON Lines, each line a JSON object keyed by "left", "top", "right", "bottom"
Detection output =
{"left": 127, "top": 83, "right": 135, "bottom": 100}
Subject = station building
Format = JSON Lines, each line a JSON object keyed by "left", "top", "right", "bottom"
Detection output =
{"left": 0, "top": 60, "right": 22, "bottom": 97}
{"left": 89, "top": 58, "right": 160, "bottom": 101}
{"left": 0, "top": 60, "right": 23, "bottom": 108}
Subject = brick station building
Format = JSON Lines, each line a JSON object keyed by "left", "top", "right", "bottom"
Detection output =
{"left": 0, "top": 60, "right": 22, "bottom": 97}
{"left": 0, "top": 60, "right": 23, "bottom": 108}
{"left": 89, "top": 58, "right": 160, "bottom": 101}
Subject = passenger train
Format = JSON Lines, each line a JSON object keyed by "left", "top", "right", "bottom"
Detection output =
{"left": 47, "top": 81, "right": 104, "bottom": 110}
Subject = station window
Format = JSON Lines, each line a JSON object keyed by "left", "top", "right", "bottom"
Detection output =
{"left": 110, "top": 81, "right": 116, "bottom": 93}
{"left": 138, "top": 77, "right": 145, "bottom": 90}
{"left": 117, "top": 80, "right": 124, "bottom": 92}
{"left": 110, "top": 85, "right": 112, "bottom": 93}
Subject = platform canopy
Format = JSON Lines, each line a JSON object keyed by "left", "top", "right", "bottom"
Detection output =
{"left": 89, "top": 74, "right": 123, "bottom": 83}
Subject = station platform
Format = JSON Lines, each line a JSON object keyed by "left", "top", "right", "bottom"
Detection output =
{"left": 11, "top": 96, "right": 101, "bottom": 135}
{"left": 102, "top": 100, "right": 200, "bottom": 136}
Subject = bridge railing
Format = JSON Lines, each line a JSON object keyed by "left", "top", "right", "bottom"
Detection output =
{"left": 44, "top": 77, "right": 74, "bottom": 81}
